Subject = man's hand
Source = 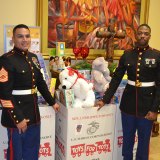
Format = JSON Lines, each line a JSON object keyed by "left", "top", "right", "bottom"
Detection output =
{"left": 52, "top": 103, "right": 60, "bottom": 112}
{"left": 95, "top": 100, "right": 105, "bottom": 111}
{"left": 145, "top": 111, "right": 158, "bottom": 121}
{"left": 16, "top": 119, "right": 30, "bottom": 134}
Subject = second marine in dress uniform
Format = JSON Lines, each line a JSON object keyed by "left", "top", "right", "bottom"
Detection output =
{"left": 96, "top": 24, "right": 160, "bottom": 160}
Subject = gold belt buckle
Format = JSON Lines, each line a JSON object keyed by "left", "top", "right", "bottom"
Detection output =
{"left": 31, "top": 88, "right": 37, "bottom": 94}
{"left": 135, "top": 82, "right": 142, "bottom": 87}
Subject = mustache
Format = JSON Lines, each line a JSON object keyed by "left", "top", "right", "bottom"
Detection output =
{"left": 139, "top": 38, "right": 145, "bottom": 41}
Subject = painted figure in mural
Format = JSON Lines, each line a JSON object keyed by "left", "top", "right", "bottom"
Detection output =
{"left": 96, "top": 24, "right": 160, "bottom": 160}
{"left": 48, "top": 0, "right": 140, "bottom": 49}
{"left": 48, "top": 0, "right": 100, "bottom": 47}
{"left": 0, "top": 24, "right": 60, "bottom": 160}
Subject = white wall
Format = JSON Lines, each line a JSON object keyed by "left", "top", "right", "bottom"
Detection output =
{"left": 148, "top": 0, "right": 160, "bottom": 50}
{"left": 0, "top": 0, "right": 36, "bottom": 55}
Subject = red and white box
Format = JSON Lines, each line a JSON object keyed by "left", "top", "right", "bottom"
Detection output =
{"left": 59, "top": 89, "right": 75, "bottom": 108}
{"left": 55, "top": 103, "right": 117, "bottom": 160}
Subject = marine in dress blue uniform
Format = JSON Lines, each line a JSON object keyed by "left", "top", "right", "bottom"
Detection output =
{"left": 97, "top": 24, "right": 160, "bottom": 160}
{"left": 0, "top": 24, "right": 59, "bottom": 160}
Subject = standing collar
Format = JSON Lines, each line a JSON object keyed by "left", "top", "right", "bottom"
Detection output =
{"left": 134, "top": 45, "right": 150, "bottom": 52}
{"left": 12, "top": 47, "right": 28, "bottom": 56}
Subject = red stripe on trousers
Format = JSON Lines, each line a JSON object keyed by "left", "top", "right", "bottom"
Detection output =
{"left": 9, "top": 129, "right": 13, "bottom": 160}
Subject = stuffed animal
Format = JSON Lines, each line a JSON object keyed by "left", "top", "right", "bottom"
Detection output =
{"left": 59, "top": 68, "right": 95, "bottom": 108}
{"left": 91, "top": 57, "right": 111, "bottom": 93}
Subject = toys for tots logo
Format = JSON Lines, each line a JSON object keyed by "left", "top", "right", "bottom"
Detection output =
{"left": 71, "top": 139, "right": 111, "bottom": 158}
{"left": 3, "top": 143, "right": 52, "bottom": 159}
{"left": 117, "top": 135, "right": 138, "bottom": 148}
{"left": 39, "top": 142, "right": 52, "bottom": 157}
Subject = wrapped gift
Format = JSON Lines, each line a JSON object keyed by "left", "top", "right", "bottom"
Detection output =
{"left": 60, "top": 89, "right": 74, "bottom": 108}
{"left": 110, "top": 87, "right": 125, "bottom": 104}
{"left": 49, "top": 78, "right": 56, "bottom": 97}
{"left": 55, "top": 90, "right": 60, "bottom": 101}
{"left": 36, "top": 53, "right": 50, "bottom": 104}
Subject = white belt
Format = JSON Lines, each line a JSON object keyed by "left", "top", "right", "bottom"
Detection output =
{"left": 12, "top": 88, "right": 37, "bottom": 95}
{"left": 128, "top": 80, "right": 155, "bottom": 87}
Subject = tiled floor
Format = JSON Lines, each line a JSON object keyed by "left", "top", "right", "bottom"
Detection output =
{"left": 149, "top": 134, "right": 160, "bottom": 160}
{"left": 149, "top": 115, "right": 160, "bottom": 160}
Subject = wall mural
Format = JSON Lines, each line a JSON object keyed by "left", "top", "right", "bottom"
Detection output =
{"left": 48, "top": 0, "right": 141, "bottom": 50}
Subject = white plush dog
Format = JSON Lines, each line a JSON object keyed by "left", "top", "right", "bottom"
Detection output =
{"left": 59, "top": 68, "right": 95, "bottom": 108}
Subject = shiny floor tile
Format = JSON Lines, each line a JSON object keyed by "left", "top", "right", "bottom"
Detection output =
{"left": 149, "top": 135, "right": 160, "bottom": 160}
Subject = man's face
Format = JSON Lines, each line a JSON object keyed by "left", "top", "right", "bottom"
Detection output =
{"left": 136, "top": 26, "right": 151, "bottom": 47}
{"left": 12, "top": 28, "right": 31, "bottom": 51}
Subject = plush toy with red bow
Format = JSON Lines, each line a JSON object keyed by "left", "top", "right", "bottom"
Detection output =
{"left": 59, "top": 68, "right": 95, "bottom": 108}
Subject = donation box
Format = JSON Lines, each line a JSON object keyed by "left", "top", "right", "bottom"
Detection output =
{"left": 55, "top": 103, "right": 117, "bottom": 160}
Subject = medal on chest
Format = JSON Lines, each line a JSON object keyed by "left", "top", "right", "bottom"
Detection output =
{"left": 145, "top": 58, "right": 156, "bottom": 67}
